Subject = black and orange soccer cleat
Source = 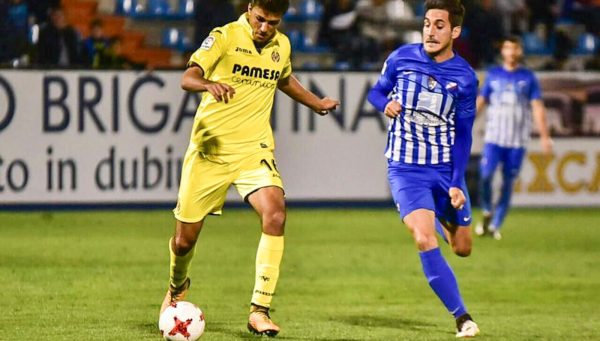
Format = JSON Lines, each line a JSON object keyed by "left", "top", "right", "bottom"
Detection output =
{"left": 160, "top": 278, "right": 191, "bottom": 315}
{"left": 247, "top": 304, "right": 280, "bottom": 337}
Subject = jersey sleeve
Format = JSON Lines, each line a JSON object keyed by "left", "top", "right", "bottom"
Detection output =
{"left": 367, "top": 52, "right": 398, "bottom": 112}
{"left": 529, "top": 72, "right": 542, "bottom": 101}
{"left": 457, "top": 75, "right": 478, "bottom": 119}
{"left": 187, "top": 28, "right": 228, "bottom": 73}
{"left": 280, "top": 54, "right": 292, "bottom": 80}
{"left": 479, "top": 72, "right": 492, "bottom": 101}
{"left": 376, "top": 52, "right": 398, "bottom": 91}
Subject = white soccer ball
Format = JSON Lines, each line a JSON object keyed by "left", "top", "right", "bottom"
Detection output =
{"left": 159, "top": 301, "right": 205, "bottom": 341}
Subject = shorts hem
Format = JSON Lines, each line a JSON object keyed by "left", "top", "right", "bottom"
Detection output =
{"left": 174, "top": 211, "right": 222, "bottom": 224}
{"left": 243, "top": 184, "right": 285, "bottom": 203}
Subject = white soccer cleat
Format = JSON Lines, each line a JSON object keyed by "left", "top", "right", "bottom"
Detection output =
{"left": 474, "top": 222, "right": 485, "bottom": 236}
{"left": 492, "top": 230, "right": 502, "bottom": 240}
{"left": 456, "top": 319, "right": 480, "bottom": 338}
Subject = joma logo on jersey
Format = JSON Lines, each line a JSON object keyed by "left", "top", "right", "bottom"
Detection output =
{"left": 232, "top": 64, "right": 281, "bottom": 80}
{"left": 235, "top": 47, "right": 252, "bottom": 54}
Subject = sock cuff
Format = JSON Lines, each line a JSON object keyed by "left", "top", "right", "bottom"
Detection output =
{"left": 258, "top": 233, "right": 284, "bottom": 251}
{"left": 419, "top": 247, "right": 441, "bottom": 258}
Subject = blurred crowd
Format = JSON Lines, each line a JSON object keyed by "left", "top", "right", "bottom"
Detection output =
{"left": 0, "top": 0, "right": 143, "bottom": 68}
{"left": 0, "top": 0, "right": 599, "bottom": 70}
{"left": 318, "top": 0, "right": 600, "bottom": 70}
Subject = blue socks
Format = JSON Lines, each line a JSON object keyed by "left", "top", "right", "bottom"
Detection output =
{"left": 419, "top": 247, "right": 467, "bottom": 318}
{"left": 491, "top": 174, "right": 517, "bottom": 229}
{"left": 478, "top": 174, "right": 493, "bottom": 214}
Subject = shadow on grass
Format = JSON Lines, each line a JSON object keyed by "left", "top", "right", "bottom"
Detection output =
{"left": 137, "top": 321, "right": 162, "bottom": 338}
{"left": 207, "top": 322, "right": 360, "bottom": 341}
{"left": 336, "top": 314, "right": 439, "bottom": 331}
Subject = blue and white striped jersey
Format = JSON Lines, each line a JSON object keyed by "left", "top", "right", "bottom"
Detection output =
{"left": 373, "top": 44, "right": 478, "bottom": 165}
{"left": 480, "top": 66, "right": 542, "bottom": 148}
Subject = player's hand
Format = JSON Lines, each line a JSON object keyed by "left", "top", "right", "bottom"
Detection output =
{"left": 540, "top": 136, "right": 553, "bottom": 155}
{"left": 384, "top": 101, "right": 402, "bottom": 118}
{"left": 205, "top": 81, "right": 236, "bottom": 103}
{"left": 315, "top": 97, "right": 340, "bottom": 115}
{"left": 449, "top": 187, "right": 466, "bottom": 210}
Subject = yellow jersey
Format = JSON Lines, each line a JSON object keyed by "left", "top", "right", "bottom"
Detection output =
{"left": 187, "top": 14, "right": 292, "bottom": 161}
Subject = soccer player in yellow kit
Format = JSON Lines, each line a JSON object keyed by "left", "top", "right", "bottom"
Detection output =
{"left": 159, "top": 0, "right": 339, "bottom": 337}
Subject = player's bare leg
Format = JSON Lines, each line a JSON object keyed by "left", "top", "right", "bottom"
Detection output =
{"left": 439, "top": 220, "right": 472, "bottom": 257}
{"left": 160, "top": 220, "right": 204, "bottom": 315}
{"left": 246, "top": 186, "right": 285, "bottom": 337}
{"left": 404, "top": 209, "right": 479, "bottom": 337}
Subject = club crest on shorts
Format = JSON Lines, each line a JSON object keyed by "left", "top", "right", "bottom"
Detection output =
{"left": 271, "top": 51, "right": 280, "bottom": 63}
{"left": 428, "top": 76, "right": 437, "bottom": 90}
{"left": 200, "top": 36, "right": 215, "bottom": 50}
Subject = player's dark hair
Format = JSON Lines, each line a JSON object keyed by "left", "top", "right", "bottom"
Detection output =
{"left": 250, "top": 0, "right": 290, "bottom": 15}
{"left": 424, "top": 0, "right": 465, "bottom": 27}
{"left": 503, "top": 35, "right": 523, "bottom": 46}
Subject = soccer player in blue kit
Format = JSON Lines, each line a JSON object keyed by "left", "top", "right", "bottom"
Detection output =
{"left": 475, "top": 36, "right": 552, "bottom": 240}
{"left": 368, "top": 0, "right": 480, "bottom": 337}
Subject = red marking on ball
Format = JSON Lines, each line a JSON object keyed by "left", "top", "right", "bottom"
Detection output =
{"left": 168, "top": 316, "right": 193, "bottom": 338}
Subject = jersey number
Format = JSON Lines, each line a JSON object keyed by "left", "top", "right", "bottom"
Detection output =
{"left": 261, "top": 159, "right": 279, "bottom": 173}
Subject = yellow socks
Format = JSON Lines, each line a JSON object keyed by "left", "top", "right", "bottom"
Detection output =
{"left": 251, "top": 233, "right": 284, "bottom": 308}
{"left": 169, "top": 237, "right": 196, "bottom": 288}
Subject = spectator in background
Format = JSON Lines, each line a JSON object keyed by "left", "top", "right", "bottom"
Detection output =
{"left": 4, "top": 0, "right": 30, "bottom": 65}
{"left": 103, "top": 37, "right": 145, "bottom": 70}
{"left": 26, "top": 0, "right": 59, "bottom": 24}
{"left": 193, "top": 0, "right": 236, "bottom": 49}
{"left": 572, "top": 0, "right": 600, "bottom": 35}
{"left": 496, "top": 0, "right": 527, "bottom": 35}
{"left": 82, "top": 18, "right": 110, "bottom": 69}
{"left": 525, "top": 0, "right": 557, "bottom": 40}
{"left": 355, "top": 0, "right": 404, "bottom": 67}
{"left": 0, "top": 1, "right": 9, "bottom": 64}
{"left": 318, "top": 0, "right": 381, "bottom": 69}
{"left": 542, "top": 27, "right": 574, "bottom": 70}
{"left": 36, "top": 6, "right": 82, "bottom": 67}
{"left": 463, "top": 0, "right": 503, "bottom": 68}
{"left": 318, "top": 0, "right": 360, "bottom": 68}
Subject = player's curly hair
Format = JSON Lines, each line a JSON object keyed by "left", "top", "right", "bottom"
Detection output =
{"left": 425, "top": 0, "right": 465, "bottom": 27}
{"left": 250, "top": 0, "right": 290, "bottom": 15}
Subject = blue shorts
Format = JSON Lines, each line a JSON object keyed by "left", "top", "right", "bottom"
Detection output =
{"left": 388, "top": 160, "right": 472, "bottom": 226}
{"left": 480, "top": 143, "right": 526, "bottom": 179}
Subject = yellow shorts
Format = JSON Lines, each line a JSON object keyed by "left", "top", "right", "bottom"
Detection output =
{"left": 173, "top": 148, "right": 284, "bottom": 223}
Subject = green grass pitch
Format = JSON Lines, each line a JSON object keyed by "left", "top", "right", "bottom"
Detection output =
{"left": 1, "top": 208, "right": 599, "bottom": 340}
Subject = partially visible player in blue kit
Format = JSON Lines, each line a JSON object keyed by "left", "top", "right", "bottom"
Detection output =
{"left": 367, "top": 0, "right": 480, "bottom": 337}
{"left": 475, "top": 36, "right": 552, "bottom": 240}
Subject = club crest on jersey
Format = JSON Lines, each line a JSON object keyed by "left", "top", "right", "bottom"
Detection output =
{"left": 271, "top": 51, "right": 280, "bottom": 63}
{"left": 428, "top": 76, "right": 437, "bottom": 90}
{"left": 200, "top": 36, "right": 215, "bottom": 50}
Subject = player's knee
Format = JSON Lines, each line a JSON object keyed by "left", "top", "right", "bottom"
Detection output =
{"left": 262, "top": 210, "right": 286, "bottom": 235}
{"left": 452, "top": 242, "right": 472, "bottom": 257}
{"left": 452, "top": 245, "right": 471, "bottom": 257}
{"left": 173, "top": 236, "right": 196, "bottom": 256}
{"left": 414, "top": 234, "right": 438, "bottom": 251}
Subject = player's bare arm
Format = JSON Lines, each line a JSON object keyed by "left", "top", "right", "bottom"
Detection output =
{"left": 475, "top": 95, "right": 487, "bottom": 116}
{"left": 181, "top": 64, "right": 236, "bottom": 103}
{"left": 531, "top": 99, "right": 553, "bottom": 154}
{"left": 384, "top": 101, "right": 402, "bottom": 118}
{"left": 277, "top": 75, "right": 340, "bottom": 115}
